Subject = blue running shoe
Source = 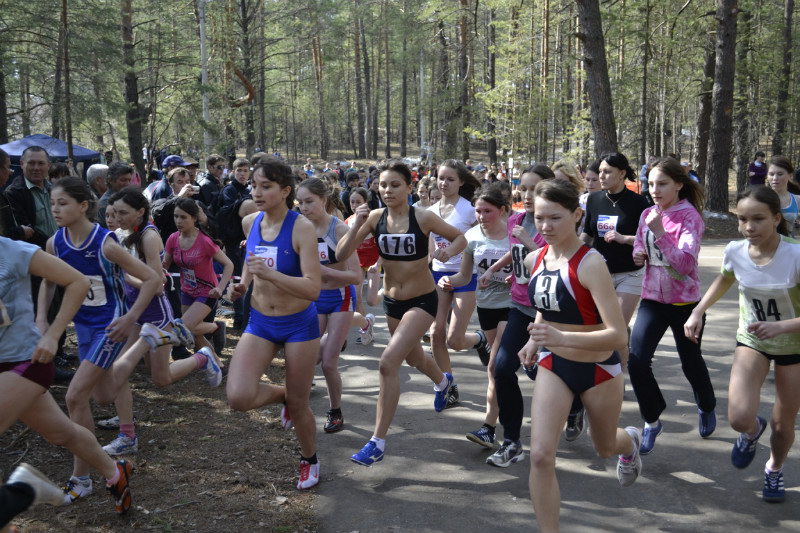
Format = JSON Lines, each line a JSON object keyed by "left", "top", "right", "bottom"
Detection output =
{"left": 731, "top": 416, "right": 767, "bottom": 469}
{"left": 698, "top": 409, "right": 716, "bottom": 438}
{"left": 433, "top": 372, "right": 454, "bottom": 413}
{"left": 639, "top": 422, "right": 663, "bottom": 455}
{"left": 763, "top": 469, "right": 785, "bottom": 503}
{"left": 351, "top": 440, "right": 384, "bottom": 467}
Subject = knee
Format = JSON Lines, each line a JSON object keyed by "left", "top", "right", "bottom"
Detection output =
{"left": 320, "top": 357, "right": 340, "bottom": 376}
{"left": 152, "top": 374, "right": 172, "bottom": 388}
{"left": 226, "top": 388, "right": 251, "bottom": 412}
{"left": 626, "top": 353, "right": 649, "bottom": 373}
{"left": 529, "top": 445, "right": 556, "bottom": 470}
{"left": 64, "top": 389, "right": 85, "bottom": 413}
{"left": 92, "top": 389, "right": 116, "bottom": 405}
{"left": 431, "top": 322, "right": 447, "bottom": 338}
{"left": 446, "top": 335, "right": 468, "bottom": 351}
{"left": 727, "top": 408, "right": 752, "bottom": 433}
{"left": 378, "top": 359, "right": 400, "bottom": 377}
{"left": 770, "top": 417, "right": 795, "bottom": 439}
{"left": 595, "top": 442, "right": 617, "bottom": 459}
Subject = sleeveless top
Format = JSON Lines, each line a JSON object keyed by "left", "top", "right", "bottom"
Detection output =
{"left": 529, "top": 245, "right": 602, "bottom": 325}
{"left": 53, "top": 224, "right": 127, "bottom": 328}
{"left": 245, "top": 210, "right": 303, "bottom": 277}
{"left": 374, "top": 206, "right": 429, "bottom": 261}
{"left": 317, "top": 215, "right": 342, "bottom": 265}
{"left": 121, "top": 224, "right": 166, "bottom": 303}
{"left": 781, "top": 194, "right": 799, "bottom": 236}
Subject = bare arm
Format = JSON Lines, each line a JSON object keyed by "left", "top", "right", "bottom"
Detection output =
{"left": 337, "top": 203, "right": 379, "bottom": 261}
{"left": 35, "top": 237, "right": 57, "bottom": 332}
{"left": 684, "top": 273, "right": 736, "bottom": 342}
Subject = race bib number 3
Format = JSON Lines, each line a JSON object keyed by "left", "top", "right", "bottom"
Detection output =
{"left": 533, "top": 274, "right": 560, "bottom": 312}
{"left": 378, "top": 233, "right": 416, "bottom": 257}
{"left": 83, "top": 275, "right": 108, "bottom": 307}
{"left": 254, "top": 245, "right": 278, "bottom": 268}
{"left": 597, "top": 215, "right": 619, "bottom": 237}
{"left": 511, "top": 243, "right": 531, "bottom": 284}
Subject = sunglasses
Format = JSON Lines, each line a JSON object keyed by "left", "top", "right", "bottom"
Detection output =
{"left": 214, "top": 165, "right": 226, "bottom": 171}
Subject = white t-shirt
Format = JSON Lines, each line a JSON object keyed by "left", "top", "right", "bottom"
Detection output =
{"left": 430, "top": 196, "right": 476, "bottom": 272}
{"left": 464, "top": 225, "right": 512, "bottom": 309}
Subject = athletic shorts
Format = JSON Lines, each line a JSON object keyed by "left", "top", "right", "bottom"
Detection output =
{"left": 736, "top": 342, "right": 800, "bottom": 366}
{"left": 74, "top": 323, "right": 125, "bottom": 370}
{"left": 477, "top": 306, "right": 509, "bottom": 332}
{"left": 537, "top": 350, "right": 622, "bottom": 395}
{"left": 133, "top": 293, "right": 173, "bottom": 329}
{"left": 245, "top": 304, "right": 320, "bottom": 345}
{"left": 0, "top": 360, "right": 54, "bottom": 389}
{"left": 432, "top": 271, "right": 478, "bottom": 293}
{"left": 316, "top": 286, "right": 357, "bottom": 315}
{"left": 383, "top": 290, "right": 438, "bottom": 320}
{"left": 610, "top": 268, "right": 644, "bottom": 296}
{"left": 180, "top": 292, "right": 219, "bottom": 310}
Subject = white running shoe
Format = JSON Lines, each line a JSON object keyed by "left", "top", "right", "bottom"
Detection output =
{"left": 62, "top": 476, "right": 92, "bottom": 505}
{"left": 359, "top": 313, "right": 375, "bottom": 346}
{"left": 140, "top": 322, "right": 179, "bottom": 350}
{"left": 8, "top": 463, "right": 64, "bottom": 506}
{"left": 198, "top": 346, "right": 223, "bottom": 387}
{"left": 103, "top": 433, "right": 138, "bottom": 456}
{"left": 617, "top": 426, "right": 643, "bottom": 487}
{"left": 297, "top": 460, "right": 320, "bottom": 490}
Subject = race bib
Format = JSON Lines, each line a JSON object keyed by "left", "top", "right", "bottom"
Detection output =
{"left": 378, "top": 233, "right": 417, "bottom": 257}
{"left": 254, "top": 245, "right": 278, "bottom": 269}
{"left": 533, "top": 274, "right": 560, "bottom": 312}
{"left": 511, "top": 243, "right": 532, "bottom": 284}
{"left": 475, "top": 246, "right": 511, "bottom": 284}
{"left": 433, "top": 235, "right": 450, "bottom": 250}
{"left": 83, "top": 275, "right": 108, "bottom": 307}
{"left": 317, "top": 241, "right": 330, "bottom": 264}
{"left": 597, "top": 215, "right": 619, "bottom": 237}
{"left": 0, "top": 297, "right": 11, "bottom": 328}
{"left": 182, "top": 268, "right": 197, "bottom": 289}
{"left": 742, "top": 285, "right": 795, "bottom": 324}
{"left": 644, "top": 230, "right": 668, "bottom": 267}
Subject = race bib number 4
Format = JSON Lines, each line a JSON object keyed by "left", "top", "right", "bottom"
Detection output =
{"left": 378, "top": 234, "right": 416, "bottom": 257}
{"left": 254, "top": 245, "right": 278, "bottom": 268}
{"left": 511, "top": 243, "right": 531, "bottom": 284}
{"left": 533, "top": 274, "right": 560, "bottom": 312}
{"left": 475, "top": 246, "right": 511, "bottom": 284}
{"left": 597, "top": 215, "right": 619, "bottom": 237}
{"left": 83, "top": 275, "right": 108, "bottom": 307}
{"left": 742, "top": 285, "right": 795, "bottom": 324}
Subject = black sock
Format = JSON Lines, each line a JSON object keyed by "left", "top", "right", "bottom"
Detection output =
{"left": 329, "top": 407, "right": 342, "bottom": 415}
{"left": 301, "top": 453, "right": 318, "bottom": 465}
{"left": 481, "top": 423, "right": 496, "bottom": 434}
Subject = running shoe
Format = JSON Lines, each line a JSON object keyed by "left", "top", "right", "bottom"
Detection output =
{"left": 212, "top": 320, "right": 227, "bottom": 355}
{"left": 8, "top": 463, "right": 64, "bottom": 506}
{"left": 280, "top": 404, "right": 293, "bottom": 429}
{"left": 763, "top": 469, "right": 785, "bottom": 503}
{"left": 107, "top": 460, "right": 133, "bottom": 514}
{"left": 434, "top": 372, "right": 454, "bottom": 412}
{"left": 140, "top": 322, "right": 179, "bottom": 350}
{"left": 466, "top": 426, "right": 496, "bottom": 448}
{"left": 96, "top": 415, "right": 137, "bottom": 430}
{"left": 62, "top": 476, "right": 92, "bottom": 505}
{"left": 565, "top": 407, "right": 586, "bottom": 442}
{"left": 351, "top": 440, "right": 384, "bottom": 467}
{"left": 445, "top": 383, "right": 460, "bottom": 409}
{"left": 324, "top": 409, "right": 344, "bottom": 433}
{"left": 171, "top": 319, "right": 195, "bottom": 350}
{"left": 359, "top": 313, "right": 375, "bottom": 346}
{"left": 474, "top": 330, "right": 490, "bottom": 366}
{"left": 297, "top": 460, "right": 320, "bottom": 490}
{"left": 198, "top": 346, "right": 223, "bottom": 387}
{"left": 698, "top": 409, "right": 717, "bottom": 438}
{"left": 486, "top": 440, "right": 524, "bottom": 467}
{"left": 732, "top": 416, "right": 767, "bottom": 469}
{"left": 102, "top": 433, "right": 138, "bottom": 456}
{"left": 617, "top": 427, "right": 643, "bottom": 487}
{"left": 639, "top": 421, "right": 663, "bottom": 455}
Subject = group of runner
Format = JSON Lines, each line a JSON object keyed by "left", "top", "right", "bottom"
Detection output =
{"left": 2, "top": 149, "right": 799, "bottom": 532}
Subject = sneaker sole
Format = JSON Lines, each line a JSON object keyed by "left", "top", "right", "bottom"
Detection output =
{"left": 112, "top": 462, "right": 134, "bottom": 514}
{"left": 323, "top": 424, "right": 344, "bottom": 433}
{"left": 763, "top": 494, "right": 785, "bottom": 503}
{"left": 466, "top": 434, "right": 495, "bottom": 449}
{"left": 486, "top": 454, "right": 524, "bottom": 468}
{"left": 350, "top": 456, "right": 382, "bottom": 467}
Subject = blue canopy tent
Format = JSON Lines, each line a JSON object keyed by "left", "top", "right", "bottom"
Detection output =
{"left": 0, "top": 133, "right": 102, "bottom": 179}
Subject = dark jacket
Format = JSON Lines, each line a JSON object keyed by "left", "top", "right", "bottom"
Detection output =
{"left": 216, "top": 180, "right": 251, "bottom": 242}
{"left": 0, "top": 190, "right": 26, "bottom": 241}
{"left": 198, "top": 174, "right": 224, "bottom": 214}
{"left": 4, "top": 175, "right": 50, "bottom": 248}
{"left": 367, "top": 189, "right": 384, "bottom": 210}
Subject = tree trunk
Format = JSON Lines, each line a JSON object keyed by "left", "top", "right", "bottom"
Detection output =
{"left": 459, "top": 0, "right": 471, "bottom": 161}
{"left": 311, "top": 30, "right": 328, "bottom": 160}
{"left": 772, "top": 0, "right": 793, "bottom": 155}
{"left": 400, "top": 23, "right": 408, "bottom": 158}
{"left": 121, "top": 0, "right": 145, "bottom": 178}
{"left": 52, "top": 26, "right": 64, "bottom": 139}
{"left": 61, "top": 0, "right": 74, "bottom": 161}
{"left": 639, "top": 0, "right": 651, "bottom": 167}
{"left": 695, "top": 30, "right": 716, "bottom": 179}
{"left": 438, "top": 20, "right": 458, "bottom": 158}
{"left": 735, "top": 11, "right": 752, "bottom": 193}
{"left": 353, "top": 21, "right": 366, "bottom": 158}
{"left": 384, "top": 2, "right": 391, "bottom": 159}
{"left": 0, "top": 48, "right": 7, "bottom": 144}
{"left": 239, "top": 0, "right": 257, "bottom": 156}
{"left": 360, "top": 18, "right": 373, "bottom": 159}
{"left": 575, "top": 0, "right": 618, "bottom": 157}
{"left": 706, "top": 0, "right": 738, "bottom": 212}
{"left": 487, "top": 8, "right": 497, "bottom": 163}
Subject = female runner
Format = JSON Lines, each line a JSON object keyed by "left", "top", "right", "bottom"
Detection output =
{"left": 442, "top": 185, "right": 512, "bottom": 448}
{"left": 519, "top": 180, "right": 642, "bottom": 533}
{"left": 766, "top": 155, "right": 800, "bottom": 237}
{"left": 337, "top": 160, "right": 466, "bottom": 466}
{"left": 226, "top": 157, "right": 322, "bottom": 490}
{"left": 430, "top": 160, "right": 484, "bottom": 408}
{"left": 346, "top": 187, "right": 379, "bottom": 345}
{"left": 628, "top": 158, "right": 717, "bottom": 455}
{"left": 479, "top": 165, "right": 550, "bottom": 467}
{"left": 1, "top": 235, "right": 133, "bottom": 515}
{"left": 35, "top": 178, "right": 158, "bottom": 506}
{"left": 685, "top": 186, "right": 800, "bottom": 503}
{"left": 296, "top": 178, "right": 362, "bottom": 433}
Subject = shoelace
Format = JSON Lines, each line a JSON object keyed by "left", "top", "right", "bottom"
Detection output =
{"left": 299, "top": 462, "right": 310, "bottom": 481}
{"left": 766, "top": 472, "right": 782, "bottom": 489}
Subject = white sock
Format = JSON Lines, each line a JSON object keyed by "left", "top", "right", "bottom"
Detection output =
{"left": 644, "top": 420, "right": 660, "bottom": 429}
{"left": 434, "top": 374, "right": 450, "bottom": 391}
{"left": 369, "top": 436, "right": 386, "bottom": 451}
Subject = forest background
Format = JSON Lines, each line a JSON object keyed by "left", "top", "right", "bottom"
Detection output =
{"left": 0, "top": 0, "right": 792, "bottom": 211}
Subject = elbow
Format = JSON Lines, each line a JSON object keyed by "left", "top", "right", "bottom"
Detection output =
{"left": 613, "top": 329, "right": 628, "bottom": 351}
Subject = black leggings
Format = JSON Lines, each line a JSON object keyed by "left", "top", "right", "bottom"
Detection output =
{"left": 628, "top": 299, "right": 716, "bottom": 423}
{"left": 0, "top": 482, "right": 34, "bottom": 528}
{"left": 493, "top": 307, "right": 534, "bottom": 442}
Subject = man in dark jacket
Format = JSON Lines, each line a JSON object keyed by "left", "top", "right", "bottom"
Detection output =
{"left": 197, "top": 154, "right": 227, "bottom": 214}
{"left": 0, "top": 148, "right": 32, "bottom": 241}
{"left": 5, "top": 146, "right": 57, "bottom": 249}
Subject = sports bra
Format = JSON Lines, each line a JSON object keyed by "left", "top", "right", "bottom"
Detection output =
{"left": 317, "top": 215, "right": 341, "bottom": 265}
{"left": 374, "top": 206, "right": 429, "bottom": 262}
{"left": 781, "top": 194, "right": 799, "bottom": 233}
{"left": 528, "top": 245, "right": 602, "bottom": 325}
{"left": 245, "top": 210, "right": 303, "bottom": 277}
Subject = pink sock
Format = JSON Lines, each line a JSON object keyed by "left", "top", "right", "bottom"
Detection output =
{"left": 193, "top": 352, "right": 208, "bottom": 369}
{"left": 120, "top": 423, "right": 136, "bottom": 439}
{"left": 106, "top": 465, "right": 120, "bottom": 487}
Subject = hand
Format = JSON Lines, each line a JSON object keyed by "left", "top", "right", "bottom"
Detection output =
{"left": 604, "top": 230, "right": 625, "bottom": 244}
{"left": 504, "top": 274, "right": 513, "bottom": 285}
{"left": 517, "top": 339, "right": 539, "bottom": 367}
{"left": 747, "top": 321, "right": 785, "bottom": 340}
{"left": 177, "top": 184, "right": 195, "bottom": 198}
{"left": 437, "top": 275, "right": 453, "bottom": 291}
{"left": 368, "top": 262, "right": 380, "bottom": 274}
{"left": 228, "top": 282, "right": 247, "bottom": 301}
{"left": 431, "top": 247, "right": 451, "bottom": 263}
{"left": 208, "top": 287, "right": 222, "bottom": 299}
{"left": 527, "top": 322, "right": 565, "bottom": 347}
{"left": 106, "top": 313, "right": 136, "bottom": 343}
{"left": 633, "top": 250, "right": 648, "bottom": 267}
{"left": 511, "top": 225, "right": 534, "bottom": 248}
{"left": 477, "top": 270, "right": 492, "bottom": 289}
{"left": 246, "top": 252, "right": 275, "bottom": 281}
{"left": 645, "top": 209, "right": 665, "bottom": 237}
{"left": 22, "top": 226, "right": 34, "bottom": 239}
{"left": 683, "top": 312, "right": 704, "bottom": 343}
{"left": 749, "top": 171, "right": 755, "bottom": 177}
{"left": 31, "top": 334, "right": 58, "bottom": 364}
{"left": 353, "top": 203, "right": 370, "bottom": 227}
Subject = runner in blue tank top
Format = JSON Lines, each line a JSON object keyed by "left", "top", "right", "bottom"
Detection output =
{"left": 227, "top": 157, "right": 323, "bottom": 490}
{"left": 35, "top": 178, "right": 160, "bottom": 507}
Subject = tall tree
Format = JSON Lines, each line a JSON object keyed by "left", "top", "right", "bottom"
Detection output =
{"left": 735, "top": 9, "right": 753, "bottom": 193}
{"left": 772, "top": 0, "right": 793, "bottom": 155}
{"left": 353, "top": 20, "right": 366, "bottom": 158}
{"left": 695, "top": 30, "right": 716, "bottom": 179}
{"left": 706, "top": 0, "right": 738, "bottom": 212}
{"left": 121, "top": 0, "right": 145, "bottom": 178}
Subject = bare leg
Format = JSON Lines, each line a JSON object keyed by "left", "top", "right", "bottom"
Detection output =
{"left": 431, "top": 288, "right": 454, "bottom": 373}
{"left": 284, "top": 339, "right": 319, "bottom": 458}
{"left": 319, "top": 312, "right": 352, "bottom": 410}
{"left": 64, "top": 361, "right": 109, "bottom": 478}
{"left": 226, "top": 333, "right": 285, "bottom": 411}
{"left": 483, "top": 324, "right": 505, "bottom": 425}
{"left": 767, "top": 362, "right": 800, "bottom": 470}
{"left": 445, "top": 291, "right": 479, "bottom": 350}
{"left": 728, "top": 347, "right": 770, "bottom": 434}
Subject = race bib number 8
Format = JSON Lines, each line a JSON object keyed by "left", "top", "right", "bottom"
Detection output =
{"left": 83, "top": 275, "right": 108, "bottom": 307}
{"left": 378, "top": 234, "right": 416, "bottom": 257}
{"left": 254, "top": 245, "right": 278, "bottom": 268}
{"left": 597, "top": 215, "right": 619, "bottom": 237}
{"left": 742, "top": 286, "right": 795, "bottom": 324}
{"left": 511, "top": 243, "right": 531, "bottom": 284}
{"left": 533, "top": 274, "right": 560, "bottom": 312}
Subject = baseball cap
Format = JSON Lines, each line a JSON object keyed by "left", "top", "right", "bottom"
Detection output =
{"left": 162, "top": 155, "right": 188, "bottom": 169}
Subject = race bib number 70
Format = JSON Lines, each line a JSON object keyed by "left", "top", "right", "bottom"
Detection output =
{"left": 254, "top": 245, "right": 278, "bottom": 268}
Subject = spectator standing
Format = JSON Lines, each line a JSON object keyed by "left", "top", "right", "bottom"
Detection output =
{"left": 749, "top": 151, "right": 768, "bottom": 187}
{"left": 198, "top": 155, "right": 226, "bottom": 212}
{"left": 0, "top": 148, "right": 31, "bottom": 241}
{"left": 96, "top": 162, "right": 133, "bottom": 228}
{"left": 86, "top": 164, "right": 109, "bottom": 200}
